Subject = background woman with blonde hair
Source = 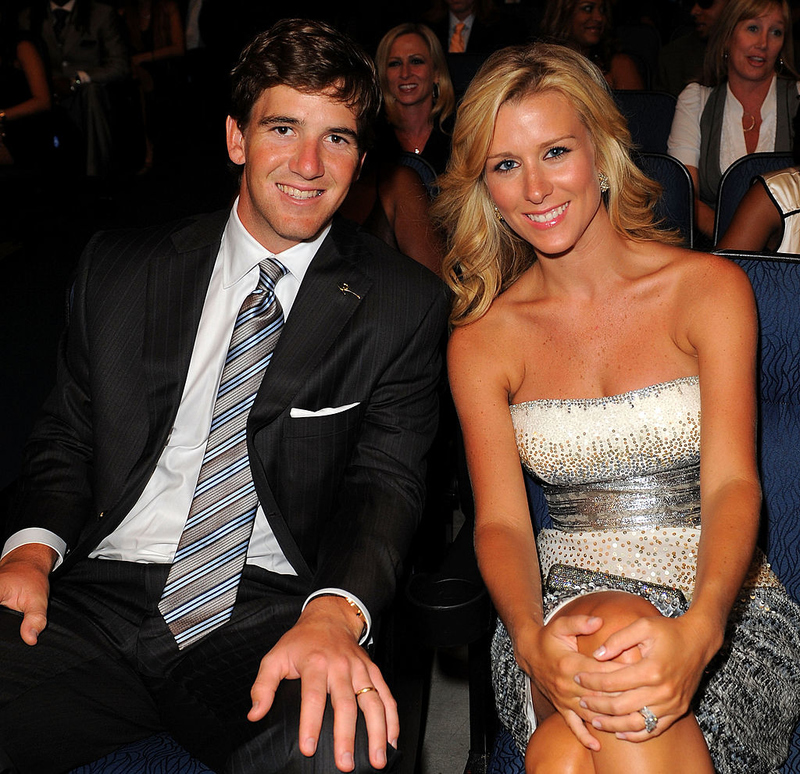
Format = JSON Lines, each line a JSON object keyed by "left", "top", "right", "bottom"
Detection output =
{"left": 374, "top": 22, "right": 455, "bottom": 175}
{"left": 437, "top": 41, "right": 800, "bottom": 773}
{"left": 668, "top": 0, "right": 799, "bottom": 241}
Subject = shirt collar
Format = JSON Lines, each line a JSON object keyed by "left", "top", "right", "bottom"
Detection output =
{"left": 51, "top": 0, "right": 76, "bottom": 12}
{"left": 221, "top": 198, "right": 330, "bottom": 289}
{"left": 449, "top": 11, "right": 474, "bottom": 31}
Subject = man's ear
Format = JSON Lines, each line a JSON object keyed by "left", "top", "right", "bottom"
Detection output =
{"left": 226, "top": 116, "right": 246, "bottom": 165}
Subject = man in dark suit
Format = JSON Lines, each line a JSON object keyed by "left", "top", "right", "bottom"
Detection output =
{"left": 20, "top": 0, "right": 130, "bottom": 175}
{"left": 0, "top": 18, "right": 446, "bottom": 774}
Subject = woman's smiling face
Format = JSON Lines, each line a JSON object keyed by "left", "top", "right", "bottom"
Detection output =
{"left": 385, "top": 34, "right": 437, "bottom": 108}
{"left": 484, "top": 90, "right": 604, "bottom": 257}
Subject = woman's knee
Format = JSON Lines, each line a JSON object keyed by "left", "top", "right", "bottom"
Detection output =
{"left": 556, "top": 592, "right": 660, "bottom": 661}
{"left": 526, "top": 714, "right": 592, "bottom": 774}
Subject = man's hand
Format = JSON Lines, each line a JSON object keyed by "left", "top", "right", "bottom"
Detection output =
{"left": 0, "top": 544, "right": 57, "bottom": 645}
{"left": 248, "top": 596, "right": 397, "bottom": 772}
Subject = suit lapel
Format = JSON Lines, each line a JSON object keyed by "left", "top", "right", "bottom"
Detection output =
{"left": 139, "top": 214, "right": 225, "bottom": 471}
{"left": 245, "top": 223, "right": 372, "bottom": 579}
{"left": 248, "top": 222, "right": 373, "bottom": 429}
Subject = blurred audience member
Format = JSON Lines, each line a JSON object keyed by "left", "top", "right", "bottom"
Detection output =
{"left": 120, "top": 0, "right": 185, "bottom": 170}
{"left": 0, "top": 5, "right": 52, "bottom": 169}
{"left": 340, "top": 162, "right": 445, "bottom": 275}
{"left": 424, "top": 0, "right": 530, "bottom": 55}
{"left": 668, "top": 0, "right": 798, "bottom": 241}
{"left": 540, "top": 0, "right": 644, "bottom": 89}
{"left": 20, "top": 0, "right": 130, "bottom": 176}
{"left": 717, "top": 113, "right": 800, "bottom": 252}
{"left": 375, "top": 23, "right": 455, "bottom": 175}
{"left": 717, "top": 165, "right": 800, "bottom": 251}
{"left": 657, "top": 0, "right": 731, "bottom": 97}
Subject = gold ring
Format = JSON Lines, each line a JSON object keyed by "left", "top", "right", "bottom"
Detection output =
{"left": 355, "top": 686, "right": 376, "bottom": 696}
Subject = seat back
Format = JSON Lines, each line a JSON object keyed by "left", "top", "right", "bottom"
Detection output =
{"left": 613, "top": 90, "right": 676, "bottom": 154}
{"left": 713, "top": 152, "right": 794, "bottom": 244}
{"left": 636, "top": 152, "right": 694, "bottom": 247}
{"left": 397, "top": 151, "right": 439, "bottom": 198}
{"left": 718, "top": 252, "right": 800, "bottom": 605}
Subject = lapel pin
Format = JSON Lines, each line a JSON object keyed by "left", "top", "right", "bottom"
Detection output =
{"left": 338, "top": 283, "right": 361, "bottom": 300}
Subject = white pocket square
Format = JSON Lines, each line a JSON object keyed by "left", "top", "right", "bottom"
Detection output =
{"left": 290, "top": 402, "right": 360, "bottom": 418}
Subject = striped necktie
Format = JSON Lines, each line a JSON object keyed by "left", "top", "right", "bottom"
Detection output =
{"left": 159, "top": 257, "right": 288, "bottom": 649}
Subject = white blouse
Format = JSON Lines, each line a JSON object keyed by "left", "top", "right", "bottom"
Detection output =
{"left": 668, "top": 76, "right": 798, "bottom": 175}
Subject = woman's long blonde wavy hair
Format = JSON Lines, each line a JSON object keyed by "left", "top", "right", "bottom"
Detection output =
{"left": 434, "top": 43, "right": 679, "bottom": 327}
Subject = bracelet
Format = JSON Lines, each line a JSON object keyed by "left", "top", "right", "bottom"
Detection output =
{"left": 315, "top": 594, "right": 367, "bottom": 639}
{"left": 343, "top": 595, "right": 368, "bottom": 639}
{"left": 70, "top": 75, "right": 82, "bottom": 92}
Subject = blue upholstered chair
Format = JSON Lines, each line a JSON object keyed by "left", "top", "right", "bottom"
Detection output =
{"left": 636, "top": 152, "right": 694, "bottom": 248}
{"left": 613, "top": 91, "right": 676, "bottom": 154}
{"left": 488, "top": 251, "right": 800, "bottom": 774}
{"left": 713, "top": 153, "right": 795, "bottom": 245}
{"left": 68, "top": 734, "right": 212, "bottom": 774}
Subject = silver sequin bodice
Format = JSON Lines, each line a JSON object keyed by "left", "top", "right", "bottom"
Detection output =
{"left": 510, "top": 377, "right": 701, "bottom": 531}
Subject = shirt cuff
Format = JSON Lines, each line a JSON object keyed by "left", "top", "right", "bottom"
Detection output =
{"left": 303, "top": 588, "right": 372, "bottom": 646}
{"left": 2, "top": 529, "right": 66, "bottom": 569}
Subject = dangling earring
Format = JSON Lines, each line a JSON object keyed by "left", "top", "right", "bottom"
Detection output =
{"left": 432, "top": 82, "right": 440, "bottom": 104}
{"left": 778, "top": 55, "right": 785, "bottom": 73}
{"left": 598, "top": 172, "right": 610, "bottom": 193}
{"left": 494, "top": 206, "right": 505, "bottom": 223}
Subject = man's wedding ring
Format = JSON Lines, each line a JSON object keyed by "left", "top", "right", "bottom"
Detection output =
{"left": 355, "top": 686, "right": 376, "bottom": 697}
{"left": 638, "top": 706, "right": 658, "bottom": 733}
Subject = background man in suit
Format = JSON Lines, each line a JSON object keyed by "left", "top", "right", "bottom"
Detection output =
{"left": 20, "top": 0, "right": 130, "bottom": 175}
{"left": 0, "top": 18, "right": 446, "bottom": 774}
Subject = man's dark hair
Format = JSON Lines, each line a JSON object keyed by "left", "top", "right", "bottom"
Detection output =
{"left": 230, "top": 18, "right": 381, "bottom": 149}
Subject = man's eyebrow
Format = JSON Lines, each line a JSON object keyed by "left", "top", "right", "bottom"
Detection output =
{"left": 257, "top": 115, "right": 358, "bottom": 140}
{"left": 259, "top": 114, "right": 301, "bottom": 127}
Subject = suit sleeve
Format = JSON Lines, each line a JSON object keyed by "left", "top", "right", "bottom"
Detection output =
{"left": 310, "top": 282, "right": 448, "bottom": 618}
{"left": 81, "top": 5, "right": 130, "bottom": 83}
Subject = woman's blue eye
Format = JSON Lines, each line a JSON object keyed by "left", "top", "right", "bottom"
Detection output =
{"left": 494, "top": 159, "right": 517, "bottom": 172}
{"left": 545, "top": 146, "right": 570, "bottom": 159}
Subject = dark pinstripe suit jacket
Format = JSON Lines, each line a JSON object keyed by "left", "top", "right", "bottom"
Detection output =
{"left": 13, "top": 211, "right": 447, "bottom": 619}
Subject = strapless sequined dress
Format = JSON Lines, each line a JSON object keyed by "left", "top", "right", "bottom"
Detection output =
{"left": 491, "top": 377, "right": 800, "bottom": 773}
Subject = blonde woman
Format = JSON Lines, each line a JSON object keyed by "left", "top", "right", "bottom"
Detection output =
{"left": 374, "top": 23, "right": 455, "bottom": 175}
{"left": 668, "top": 0, "right": 799, "bottom": 241}
{"left": 436, "top": 42, "right": 800, "bottom": 773}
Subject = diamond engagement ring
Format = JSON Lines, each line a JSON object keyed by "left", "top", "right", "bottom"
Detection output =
{"left": 638, "top": 706, "right": 658, "bottom": 733}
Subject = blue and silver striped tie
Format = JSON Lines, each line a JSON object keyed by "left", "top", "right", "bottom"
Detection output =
{"left": 159, "top": 257, "right": 288, "bottom": 649}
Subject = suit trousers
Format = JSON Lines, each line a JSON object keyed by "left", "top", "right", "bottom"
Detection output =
{"left": 0, "top": 559, "right": 398, "bottom": 774}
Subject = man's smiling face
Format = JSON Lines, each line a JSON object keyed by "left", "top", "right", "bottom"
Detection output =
{"left": 227, "top": 84, "right": 365, "bottom": 253}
